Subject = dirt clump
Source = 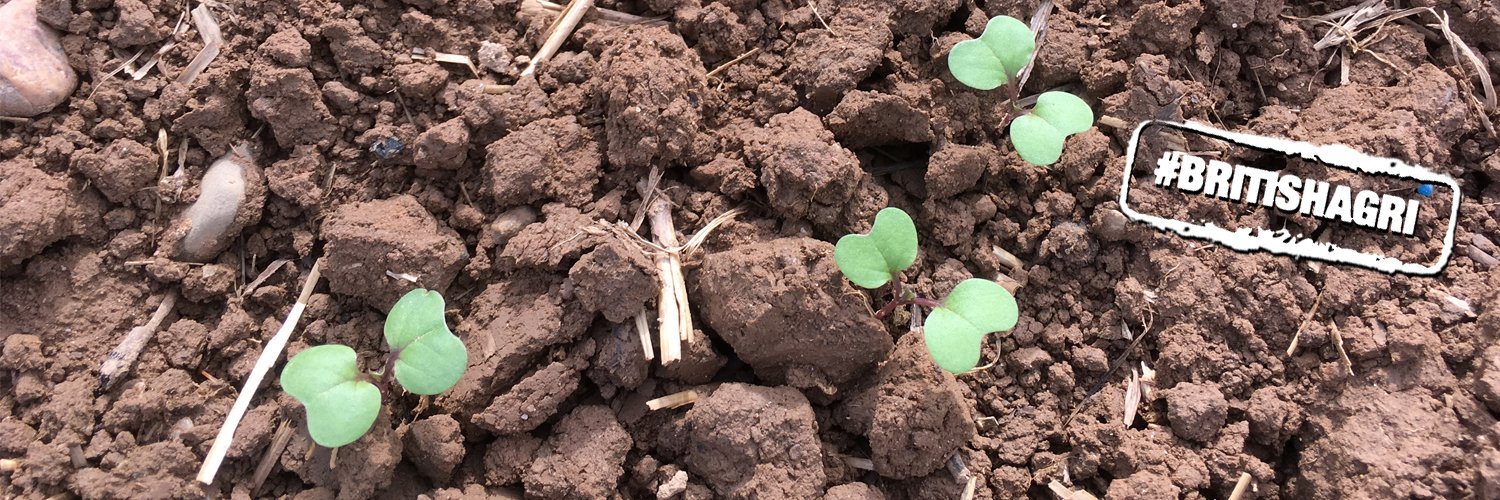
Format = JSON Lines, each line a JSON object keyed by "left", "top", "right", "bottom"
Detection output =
{"left": 682, "top": 383, "right": 825, "bottom": 498}
{"left": 439, "top": 273, "right": 591, "bottom": 417}
{"left": 413, "top": 118, "right": 470, "bottom": 171}
{"left": 320, "top": 195, "right": 467, "bottom": 309}
{"left": 785, "top": 7, "right": 892, "bottom": 112}
{"left": 924, "top": 143, "right": 998, "bottom": 199}
{"left": 839, "top": 331, "right": 974, "bottom": 479}
{"left": 569, "top": 239, "right": 656, "bottom": 323}
{"left": 1163, "top": 382, "right": 1229, "bottom": 443}
{"left": 71, "top": 138, "right": 157, "bottom": 206}
{"left": 473, "top": 357, "right": 582, "bottom": 436}
{"left": 71, "top": 441, "right": 198, "bottom": 498}
{"left": 695, "top": 237, "right": 892, "bottom": 393}
{"left": 593, "top": 26, "right": 707, "bottom": 168}
{"left": 825, "top": 482, "right": 886, "bottom": 499}
{"left": 282, "top": 409, "right": 403, "bottom": 500}
{"left": 825, "top": 91, "right": 934, "bottom": 149}
{"left": 744, "top": 108, "right": 886, "bottom": 233}
{"left": 404, "top": 415, "right": 465, "bottom": 482}
{"left": 483, "top": 117, "right": 601, "bottom": 207}
{"left": 108, "top": 0, "right": 169, "bottom": 47}
{"left": 524, "top": 405, "right": 632, "bottom": 499}
{"left": 1293, "top": 386, "right": 1476, "bottom": 498}
{"left": 0, "top": 160, "right": 100, "bottom": 271}
{"left": 1105, "top": 471, "right": 1181, "bottom": 499}
{"left": 482, "top": 433, "right": 542, "bottom": 486}
{"left": 247, "top": 50, "right": 339, "bottom": 149}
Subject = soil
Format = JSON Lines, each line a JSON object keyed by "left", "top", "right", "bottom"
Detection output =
{"left": 2, "top": 0, "right": 1500, "bottom": 498}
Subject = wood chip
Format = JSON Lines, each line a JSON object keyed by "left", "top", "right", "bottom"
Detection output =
{"left": 841, "top": 456, "right": 874, "bottom": 470}
{"left": 645, "top": 390, "right": 698, "bottom": 411}
{"left": 1227, "top": 472, "right": 1253, "bottom": 500}
{"left": 178, "top": 4, "right": 223, "bottom": 85}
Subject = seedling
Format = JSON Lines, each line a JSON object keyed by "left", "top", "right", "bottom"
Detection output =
{"left": 835, "top": 207, "right": 1019, "bottom": 373}
{"left": 947, "top": 15, "right": 1094, "bottom": 166}
{"left": 281, "top": 288, "right": 467, "bottom": 448}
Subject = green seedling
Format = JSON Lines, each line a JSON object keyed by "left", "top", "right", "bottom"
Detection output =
{"left": 281, "top": 288, "right": 467, "bottom": 448}
{"left": 836, "top": 207, "right": 1019, "bottom": 373}
{"left": 947, "top": 15, "right": 1095, "bottom": 166}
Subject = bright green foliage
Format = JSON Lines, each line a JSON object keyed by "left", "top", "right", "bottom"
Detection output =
{"left": 947, "top": 16, "right": 1034, "bottom": 90}
{"left": 923, "top": 279, "right": 1019, "bottom": 373}
{"left": 385, "top": 289, "right": 467, "bottom": 395}
{"left": 1009, "top": 91, "right": 1095, "bottom": 166}
{"left": 281, "top": 289, "right": 468, "bottom": 448}
{"left": 281, "top": 345, "right": 382, "bottom": 448}
{"left": 834, "top": 207, "right": 919, "bottom": 288}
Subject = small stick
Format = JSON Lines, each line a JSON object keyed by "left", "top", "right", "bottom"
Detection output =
{"left": 0, "top": 458, "right": 17, "bottom": 473}
{"left": 521, "top": 0, "right": 595, "bottom": 78}
{"left": 249, "top": 420, "right": 295, "bottom": 493}
{"left": 99, "top": 290, "right": 180, "bottom": 391}
{"left": 841, "top": 456, "right": 874, "bottom": 470}
{"left": 1227, "top": 472, "right": 1252, "bottom": 500}
{"left": 527, "top": 0, "right": 665, "bottom": 25}
{"left": 647, "top": 198, "right": 688, "bottom": 363}
{"left": 645, "top": 390, "right": 698, "bottom": 411}
{"left": 1329, "top": 323, "right": 1354, "bottom": 376}
{"left": 961, "top": 477, "right": 978, "bottom": 500}
{"left": 705, "top": 47, "right": 761, "bottom": 80}
{"left": 197, "top": 261, "right": 323, "bottom": 485}
{"left": 1286, "top": 291, "right": 1322, "bottom": 357}
{"left": 635, "top": 310, "right": 654, "bottom": 361}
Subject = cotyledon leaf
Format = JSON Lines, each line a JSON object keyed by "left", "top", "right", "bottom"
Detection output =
{"left": 922, "top": 279, "right": 1019, "bottom": 373}
{"left": 835, "top": 207, "right": 919, "bottom": 289}
{"left": 281, "top": 344, "right": 381, "bottom": 448}
{"left": 947, "top": 15, "right": 1035, "bottom": 91}
{"left": 385, "top": 289, "right": 467, "bottom": 395}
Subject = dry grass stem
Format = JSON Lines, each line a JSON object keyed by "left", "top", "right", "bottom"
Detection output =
{"left": 1014, "top": 0, "right": 1055, "bottom": 90}
{"left": 178, "top": 4, "right": 223, "bottom": 85}
{"left": 705, "top": 47, "right": 761, "bottom": 80}
{"left": 1330, "top": 323, "right": 1354, "bottom": 376}
{"left": 520, "top": 0, "right": 594, "bottom": 77}
{"left": 99, "top": 289, "right": 180, "bottom": 390}
{"left": 645, "top": 390, "right": 699, "bottom": 411}
{"left": 1227, "top": 472, "right": 1253, "bottom": 500}
{"left": 249, "top": 420, "right": 295, "bottom": 493}
{"left": 1286, "top": 291, "right": 1322, "bottom": 356}
{"left": 841, "top": 456, "right": 875, "bottom": 470}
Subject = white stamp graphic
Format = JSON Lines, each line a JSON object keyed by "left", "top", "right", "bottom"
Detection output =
{"left": 1120, "top": 120, "right": 1460, "bottom": 276}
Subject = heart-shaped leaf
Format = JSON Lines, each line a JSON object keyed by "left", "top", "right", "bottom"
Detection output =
{"left": 1010, "top": 91, "right": 1094, "bottom": 166}
{"left": 281, "top": 344, "right": 381, "bottom": 448}
{"left": 835, "top": 207, "right": 919, "bottom": 289}
{"left": 922, "top": 279, "right": 1019, "bottom": 373}
{"left": 385, "top": 289, "right": 467, "bottom": 395}
{"left": 947, "top": 15, "right": 1034, "bottom": 91}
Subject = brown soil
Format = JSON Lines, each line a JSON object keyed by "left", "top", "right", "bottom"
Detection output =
{"left": 2, "top": 0, "right": 1500, "bottom": 498}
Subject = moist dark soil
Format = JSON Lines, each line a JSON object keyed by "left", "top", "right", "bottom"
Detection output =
{"left": 3, "top": 0, "right": 1500, "bottom": 498}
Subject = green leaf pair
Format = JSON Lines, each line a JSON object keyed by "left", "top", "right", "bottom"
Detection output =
{"left": 946, "top": 15, "right": 1095, "bottom": 166}
{"left": 281, "top": 289, "right": 467, "bottom": 448}
{"left": 834, "top": 207, "right": 1020, "bottom": 374}
{"left": 1010, "top": 91, "right": 1094, "bottom": 166}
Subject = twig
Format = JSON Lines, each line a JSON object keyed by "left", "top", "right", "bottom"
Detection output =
{"left": 647, "top": 198, "right": 690, "bottom": 363}
{"left": 705, "top": 47, "right": 761, "bottom": 80}
{"left": 197, "top": 260, "right": 323, "bottom": 485}
{"left": 178, "top": 3, "right": 223, "bottom": 85}
{"left": 841, "top": 456, "right": 875, "bottom": 470}
{"left": 645, "top": 390, "right": 698, "bottom": 410}
{"left": 1330, "top": 323, "right": 1354, "bottom": 376}
{"left": 520, "top": 0, "right": 595, "bottom": 78}
{"left": 249, "top": 420, "right": 295, "bottom": 494}
{"left": 634, "top": 309, "right": 654, "bottom": 361}
{"left": 99, "top": 290, "right": 180, "bottom": 391}
{"left": 240, "top": 258, "right": 291, "bottom": 297}
{"left": 809, "top": 0, "right": 831, "bottom": 33}
{"left": 1227, "top": 472, "right": 1253, "bottom": 500}
{"left": 524, "top": 0, "right": 666, "bottom": 26}
{"left": 1286, "top": 291, "right": 1322, "bottom": 357}
{"left": 1014, "top": 0, "right": 1055, "bottom": 91}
